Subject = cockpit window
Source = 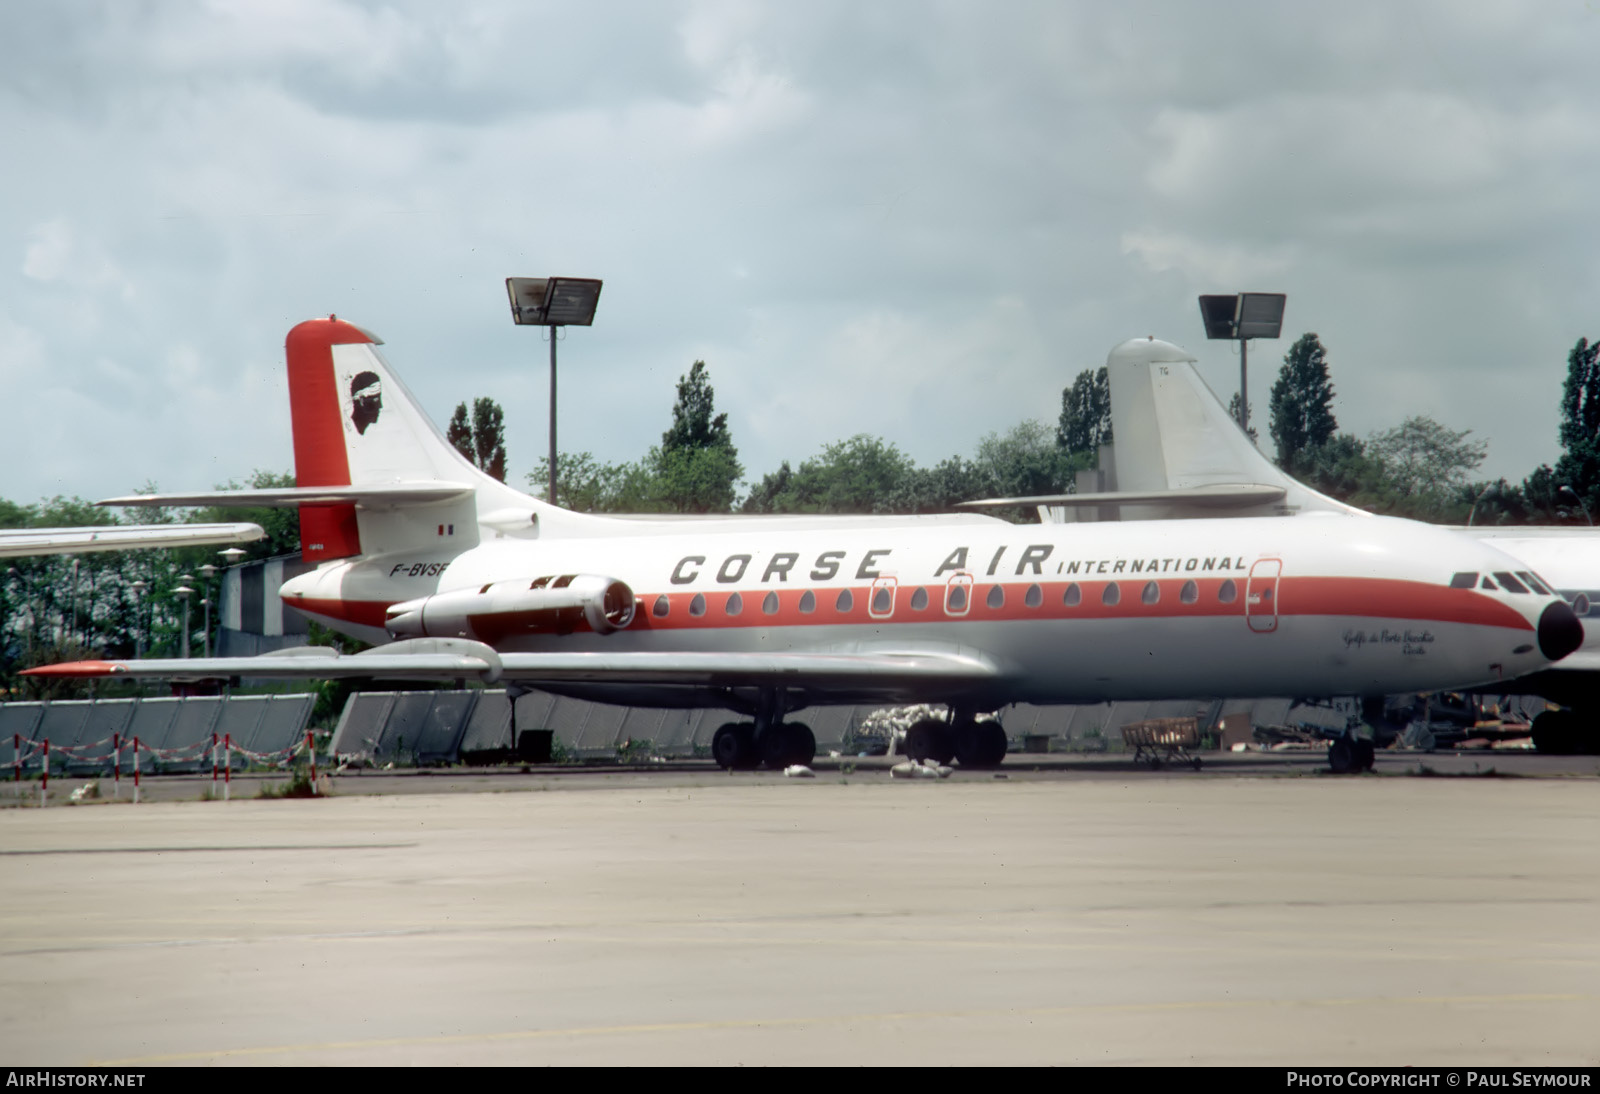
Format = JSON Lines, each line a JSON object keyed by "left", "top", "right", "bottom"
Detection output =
{"left": 1449, "top": 572, "right": 1477, "bottom": 589}
{"left": 1517, "top": 571, "right": 1553, "bottom": 595}
{"left": 1493, "top": 572, "right": 1529, "bottom": 594}
{"left": 1481, "top": 576, "right": 1498, "bottom": 591}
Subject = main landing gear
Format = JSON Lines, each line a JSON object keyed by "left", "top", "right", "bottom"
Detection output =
{"left": 904, "top": 710, "right": 1008, "bottom": 769}
{"left": 711, "top": 687, "right": 817, "bottom": 771}
{"left": 1327, "top": 730, "right": 1376, "bottom": 774}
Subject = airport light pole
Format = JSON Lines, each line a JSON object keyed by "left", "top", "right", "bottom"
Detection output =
{"left": 175, "top": 576, "right": 194, "bottom": 659}
{"left": 1199, "top": 293, "right": 1287, "bottom": 435}
{"left": 199, "top": 563, "right": 218, "bottom": 658}
{"left": 130, "top": 579, "right": 147, "bottom": 659}
{"left": 506, "top": 277, "right": 604, "bottom": 508}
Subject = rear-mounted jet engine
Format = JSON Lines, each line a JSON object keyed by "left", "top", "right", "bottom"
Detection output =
{"left": 385, "top": 574, "right": 635, "bottom": 641}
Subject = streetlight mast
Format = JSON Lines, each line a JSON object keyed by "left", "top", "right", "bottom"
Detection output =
{"left": 506, "top": 277, "right": 604, "bottom": 508}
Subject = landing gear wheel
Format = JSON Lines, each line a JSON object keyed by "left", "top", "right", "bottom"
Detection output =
{"left": 761, "top": 723, "right": 816, "bottom": 769}
{"left": 954, "top": 722, "right": 1008, "bottom": 768}
{"left": 905, "top": 718, "right": 955, "bottom": 765}
{"left": 1531, "top": 710, "right": 1579, "bottom": 755}
{"left": 1354, "top": 738, "right": 1376, "bottom": 771}
{"left": 712, "top": 723, "right": 756, "bottom": 770}
{"left": 1328, "top": 736, "right": 1356, "bottom": 774}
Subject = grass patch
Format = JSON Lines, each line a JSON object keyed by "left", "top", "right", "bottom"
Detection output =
{"left": 256, "top": 768, "right": 324, "bottom": 799}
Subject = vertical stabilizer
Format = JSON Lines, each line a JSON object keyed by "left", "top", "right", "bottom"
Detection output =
{"left": 284, "top": 317, "right": 551, "bottom": 561}
{"left": 1104, "top": 337, "right": 1362, "bottom": 519}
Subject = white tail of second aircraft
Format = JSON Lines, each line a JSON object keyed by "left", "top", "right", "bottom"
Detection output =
{"left": 1099, "top": 337, "right": 1363, "bottom": 521}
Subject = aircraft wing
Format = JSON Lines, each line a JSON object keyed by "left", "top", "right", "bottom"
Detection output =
{"left": 98, "top": 484, "right": 473, "bottom": 510}
{"left": 958, "top": 483, "right": 1288, "bottom": 510}
{"left": 23, "top": 639, "right": 1005, "bottom": 693}
{"left": 0, "top": 522, "right": 264, "bottom": 559}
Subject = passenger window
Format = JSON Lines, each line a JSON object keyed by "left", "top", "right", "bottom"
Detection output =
{"left": 1141, "top": 581, "right": 1159, "bottom": 605}
{"left": 1180, "top": 580, "right": 1198, "bottom": 604}
{"left": 1025, "top": 583, "right": 1042, "bottom": 608}
{"left": 726, "top": 592, "right": 743, "bottom": 616}
{"left": 947, "top": 585, "right": 968, "bottom": 611}
{"left": 1493, "top": 572, "right": 1529, "bottom": 594}
{"left": 987, "top": 585, "right": 1005, "bottom": 609}
{"left": 836, "top": 589, "right": 854, "bottom": 612}
{"left": 910, "top": 587, "right": 929, "bottom": 611}
{"left": 690, "top": 593, "right": 706, "bottom": 617}
{"left": 799, "top": 590, "right": 816, "bottom": 614}
{"left": 872, "top": 587, "right": 892, "bottom": 613}
{"left": 1063, "top": 583, "right": 1081, "bottom": 607}
{"left": 653, "top": 595, "right": 670, "bottom": 618}
{"left": 1219, "top": 579, "right": 1237, "bottom": 603}
{"left": 1517, "top": 572, "right": 1552, "bottom": 595}
{"left": 1449, "top": 572, "right": 1477, "bottom": 589}
{"left": 762, "top": 591, "right": 779, "bottom": 615}
{"left": 1102, "top": 582, "right": 1120, "bottom": 606}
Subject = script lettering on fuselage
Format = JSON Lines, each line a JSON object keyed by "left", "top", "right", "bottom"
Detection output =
{"left": 388, "top": 561, "right": 451, "bottom": 578}
{"left": 668, "top": 548, "right": 1253, "bottom": 586}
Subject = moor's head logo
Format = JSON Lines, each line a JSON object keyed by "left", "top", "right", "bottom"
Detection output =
{"left": 350, "top": 371, "right": 382, "bottom": 435}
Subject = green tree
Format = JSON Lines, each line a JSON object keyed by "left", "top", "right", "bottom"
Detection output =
{"left": 743, "top": 435, "right": 914, "bottom": 514}
{"left": 651, "top": 361, "right": 742, "bottom": 512}
{"left": 448, "top": 398, "right": 508, "bottom": 483}
{"left": 1364, "top": 415, "right": 1488, "bottom": 520}
{"left": 1057, "top": 367, "right": 1112, "bottom": 454}
{"left": 1269, "top": 333, "right": 1338, "bottom": 471}
{"left": 1521, "top": 338, "right": 1600, "bottom": 522}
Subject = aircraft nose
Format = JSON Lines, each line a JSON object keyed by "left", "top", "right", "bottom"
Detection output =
{"left": 1537, "top": 599, "right": 1584, "bottom": 661}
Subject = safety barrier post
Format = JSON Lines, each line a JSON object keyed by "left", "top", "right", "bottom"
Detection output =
{"left": 133, "top": 737, "right": 141, "bottom": 804}
{"left": 306, "top": 731, "right": 318, "bottom": 795}
{"left": 12, "top": 734, "right": 18, "bottom": 784}
{"left": 40, "top": 739, "right": 48, "bottom": 807}
{"left": 223, "top": 733, "right": 232, "bottom": 802}
{"left": 112, "top": 733, "right": 121, "bottom": 800}
{"left": 211, "top": 733, "right": 218, "bottom": 795}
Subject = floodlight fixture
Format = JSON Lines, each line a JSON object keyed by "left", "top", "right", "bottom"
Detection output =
{"left": 507, "top": 276, "right": 605, "bottom": 507}
{"left": 1198, "top": 292, "right": 1287, "bottom": 434}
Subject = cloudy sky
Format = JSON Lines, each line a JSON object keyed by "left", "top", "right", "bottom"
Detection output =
{"left": 4, "top": 0, "right": 1599, "bottom": 507}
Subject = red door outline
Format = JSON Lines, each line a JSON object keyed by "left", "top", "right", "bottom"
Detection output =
{"left": 1246, "top": 558, "right": 1282, "bottom": 633}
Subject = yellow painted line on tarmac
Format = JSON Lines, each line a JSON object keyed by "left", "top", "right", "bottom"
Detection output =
{"left": 93, "top": 992, "right": 1600, "bottom": 1065}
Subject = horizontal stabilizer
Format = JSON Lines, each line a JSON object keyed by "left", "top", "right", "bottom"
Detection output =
{"left": 0, "top": 522, "right": 264, "bottom": 558}
{"left": 98, "top": 483, "right": 474, "bottom": 510}
{"left": 959, "top": 483, "right": 1288, "bottom": 510}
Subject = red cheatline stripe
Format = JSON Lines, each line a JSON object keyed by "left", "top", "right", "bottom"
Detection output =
{"left": 291, "top": 575, "right": 1534, "bottom": 635}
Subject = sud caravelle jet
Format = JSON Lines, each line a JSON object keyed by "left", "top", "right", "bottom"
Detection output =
{"left": 25, "top": 318, "right": 1584, "bottom": 771}
{"left": 963, "top": 335, "right": 1600, "bottom": 756}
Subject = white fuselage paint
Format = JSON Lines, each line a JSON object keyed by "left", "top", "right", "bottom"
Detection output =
{"left": 284, "top": 510, "right": 1555, "bottom": 706}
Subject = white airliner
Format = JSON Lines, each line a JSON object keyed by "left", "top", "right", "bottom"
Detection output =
{"left": 26, "top": 318, "right": 1583, "bottom": 771}
{"left": 0, "top": 522, "right": 264, "bottom": 559}
{"left": 963, "top": 335, "right": 1600, "bottom": 754}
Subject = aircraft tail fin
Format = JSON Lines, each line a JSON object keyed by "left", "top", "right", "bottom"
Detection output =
{"left": 285, "top": 317, "right": 554, "bottom": 561}
{"left": 1102, "top": 337, "right": 1361, "bottom": 519}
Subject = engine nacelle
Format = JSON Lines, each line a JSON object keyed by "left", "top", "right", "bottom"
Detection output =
{"left": 385, "top": 574, "right": 636, "bottom": 642}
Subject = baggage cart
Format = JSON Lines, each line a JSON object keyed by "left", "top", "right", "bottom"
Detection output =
{"left": 1122, "top": 717, "right": 1203, "bottom": 770}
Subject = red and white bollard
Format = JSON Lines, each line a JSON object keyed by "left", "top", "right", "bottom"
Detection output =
{"left": 211, "top": 732, "right": 218, "bottom": 794}
{"left": 40, "top": 739, "right": 49, "bottom": 808}
{"left": 305, "top": 730, "right": 318, "bottom": 795}
{"left": 132, "top": 736, "right": 141, "bottom": 805}
{"left": 223, "top": 733, "right": 232, "bottom": 802}
{"left": 12, "top": 733, "right": 19, "bottom": 785}
{"left": 112, "top": 733, "right": 121, "bottom": 800}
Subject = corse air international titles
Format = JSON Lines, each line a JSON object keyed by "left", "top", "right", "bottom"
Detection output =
{"left": 30, "top": 318, "right": 1584, "bottom": 771}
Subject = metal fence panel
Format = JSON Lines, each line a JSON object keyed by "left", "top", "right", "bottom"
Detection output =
{"left": 461, "top": 691, "right": 512, "bottom": 752}
{"left": 330, "top": 693, "right": 396, "bottom": 759}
